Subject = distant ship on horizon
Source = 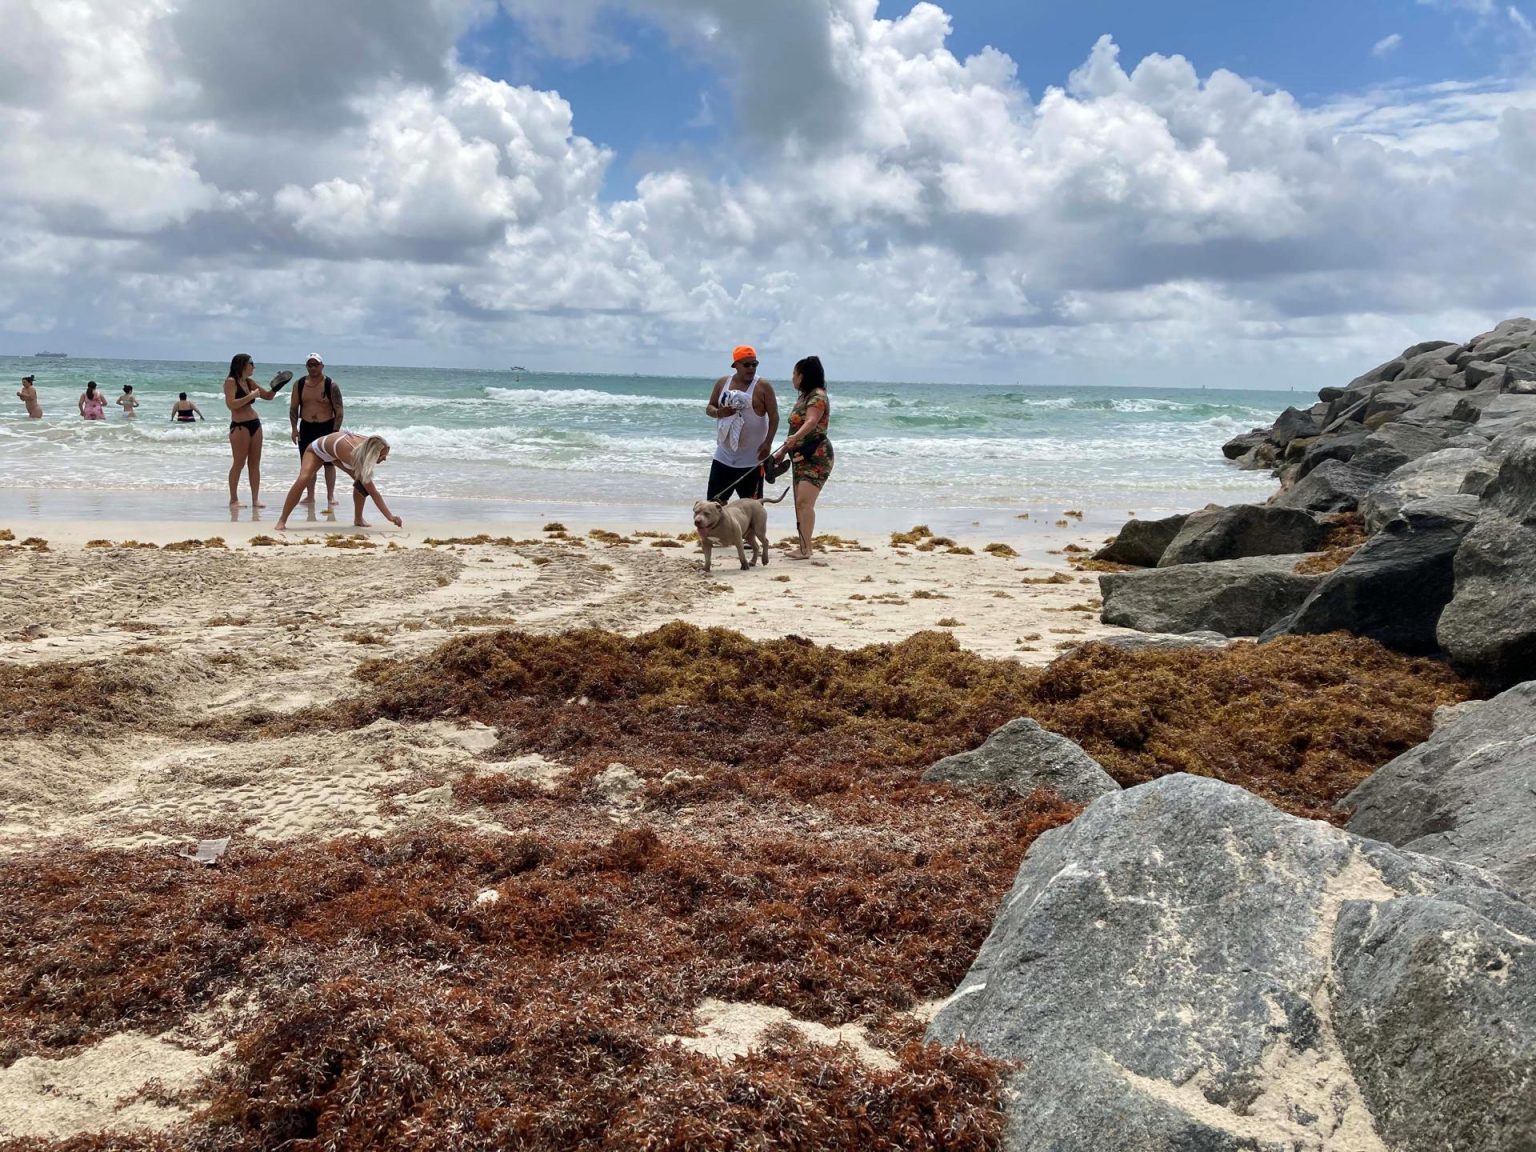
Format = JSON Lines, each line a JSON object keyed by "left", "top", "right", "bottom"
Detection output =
{"left": 34, "top": 351, "right": 67, "bottom": 358}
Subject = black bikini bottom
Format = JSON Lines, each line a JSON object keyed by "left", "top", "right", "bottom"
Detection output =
{"left": 229, "top": 418, "right": 261, "bottom": 435}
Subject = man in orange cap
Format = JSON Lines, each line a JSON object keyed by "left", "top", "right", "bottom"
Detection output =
{"left": 705, "top": 344, "right": 778, "bottom": 502}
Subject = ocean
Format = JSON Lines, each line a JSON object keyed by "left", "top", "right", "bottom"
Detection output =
{"left": 0, "top": 356, "right": 1287, "bottom": 535}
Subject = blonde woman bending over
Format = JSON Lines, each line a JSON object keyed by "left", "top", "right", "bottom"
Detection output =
{"left": 275, "top": 431, "right": 403, "bottom": 530}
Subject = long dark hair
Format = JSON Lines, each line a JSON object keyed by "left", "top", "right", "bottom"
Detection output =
{"left": 227, "top": 354, "right": 252, "bottom": 383}
{"left": 794, "top": 356, "right": 826, "bottom": 393}
{"left": 85, "top": 381, "right": 98, "bottom": 396}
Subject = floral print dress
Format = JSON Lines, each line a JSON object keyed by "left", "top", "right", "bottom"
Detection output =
{"left": 788, "top": 387, "right": 833, "bottom": 489}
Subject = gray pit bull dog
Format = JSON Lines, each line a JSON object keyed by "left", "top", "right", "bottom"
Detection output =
{"left": 692, "top": 490, "right": 788, "bottom": 572}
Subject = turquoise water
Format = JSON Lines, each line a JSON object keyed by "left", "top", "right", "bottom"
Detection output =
{"left": 0, "top": 356, "right": 1286, "bottom": 527}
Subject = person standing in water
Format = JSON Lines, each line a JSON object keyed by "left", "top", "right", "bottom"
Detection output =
{"left": 288, "top": 353, "right": 344, "bottom": 507}
{"left": 116, "top": 384, "right": 140, "bottom": 419}
{"left": 223, "top": 353, "right": 280, "bottom": 507}
{"left": 170, "top": 393, "right": 203, "bottom": 422}
{"left": 17, "top": 375, "right": 42, "bottom": 418}
{"left": 79, "top": 381, "right": 107, "bottom": 420}
{"left": 704, "top": 344, "right": 778, "bottom": 501}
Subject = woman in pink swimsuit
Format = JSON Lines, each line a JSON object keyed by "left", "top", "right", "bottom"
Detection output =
{"left": 275, "top": 429, "right": 403, "bottom": 531}
{"left": 78, "top": 381, "right": 107, "bottom": 420}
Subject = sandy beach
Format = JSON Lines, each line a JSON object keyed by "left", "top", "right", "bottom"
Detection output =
{"left": 0, "top": 508, "right": 1140, "bottom": 1142}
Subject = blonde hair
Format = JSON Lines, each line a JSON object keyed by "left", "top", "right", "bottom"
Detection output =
{"left": 351, "top": 435, "right": 390, "bottom": 488}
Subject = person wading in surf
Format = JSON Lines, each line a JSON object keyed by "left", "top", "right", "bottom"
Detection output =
{"left": 289, "top": 353, "right": 345, "bottom": 508}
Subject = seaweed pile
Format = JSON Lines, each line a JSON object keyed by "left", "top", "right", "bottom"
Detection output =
{"left": 0, "top": 625, "right": 1474, "bottom": 1150}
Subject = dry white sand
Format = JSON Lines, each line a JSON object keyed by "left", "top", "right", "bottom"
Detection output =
{"left": 0, "top": 511, "right": 1130, "bottom": 1138}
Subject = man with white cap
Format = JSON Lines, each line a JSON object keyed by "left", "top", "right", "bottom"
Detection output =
{"left": 289, "top": 353, "right": 345, "bottom": 507}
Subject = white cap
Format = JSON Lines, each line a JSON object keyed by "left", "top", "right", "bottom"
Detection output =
{"left": 305, "top": 352, "right": 324, "bottom": 365}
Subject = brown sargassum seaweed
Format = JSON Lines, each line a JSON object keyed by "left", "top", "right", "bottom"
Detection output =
{"left": 0, "top": 626, "right": 1472, "bottom": 1151}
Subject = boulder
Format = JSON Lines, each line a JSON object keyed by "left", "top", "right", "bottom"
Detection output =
{"left": 1401, "top": 338, "right": 1459, "bottom": 358}
{"left": 1340, "top": 679, "right": 1536, "bottom": 902}
{"left": 1398, "top": 389, "right": 1495, "bottom": 426}
{"left": 1475, "top": 395, "right": 1536, "bottom": 439}
{"left": 1464, "top": 360, "right": 1511, "bottom": 390}
{"left": 1437, "top": 517, "right": 1536, "bottom": 682}
{"left": 1399, "top": 346, "right": 1459, "bottom": 380}
{"left": 1468, "top": 318, "right": 1535, "bottom": 351}
{"left": 1269, "top": 406, "right": 1321, "bottom": 448}
{"left": 1272, "top": 458, "right": 1375, "bottom": 512}
{"left": 1482, "top": 436, "right": 1536, "bottom": 522}
{"left": 1345, "top": 356, "right": 1406, "bottom": 389}
{"left": 1350, "top": 421, "right": 1461, "bottom": 478}
{"left": 927, "top": 774, "right": 1536, "bottom": 1152}
{"left": 1331, "top": 894, "right": 1536, "bottom": 1152}
{"left": 1363, "top": 384, "right": 1425, "bottom": 421}
{"left": 1507, "top": 377, "right": 1536, "bottom": 395}
{"left": 1322, "top": 395, "right": 1371, "bottom": 430}
{"left": 1222, "top": 429, "right": 1270, "bottom": 462}
{"left": 1158, "top": 504, "right": 1328, "bottom": 567}
{"left": 1093, "top": 513, "right": 1190, "bottom": 567}
{"left": 1297, "top": 427, "right": 1370, "bottom": 476}
{"left": 1493, "top": 346, "right": 1536, "bottom": 386}
{"left": 1265, "top": 497, "right": 1480, "bottom": 654}
{"left": 1318, "top": 385, "right": 1345, "bottom": 403}
{"left": 1099, "top": 555, "right": 1322, "bottom": 636}
{"left": 1361, "top": 448, "right": 1489, "bottom": 532}
{"left": 920, "top": 718, "right": 1120, "bottom": 805}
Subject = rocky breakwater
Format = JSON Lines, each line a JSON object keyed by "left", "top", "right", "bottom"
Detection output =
{"left": 1096, "top": 317, "right": 1536, "bottom": 683}
{"left": 925, "top": 773, "right": 1536, "bottom": 1152}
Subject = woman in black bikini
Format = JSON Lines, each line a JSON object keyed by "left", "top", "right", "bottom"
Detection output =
{"left": 170, "top": 392, "right": 203, "bottom": 423}
{"left": 223, "top": 353, "right": 280, "bottom": 507}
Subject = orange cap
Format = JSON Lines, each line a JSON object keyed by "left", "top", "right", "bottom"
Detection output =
{"left": 732, "top": 345, "right": 757, "bottom": 365}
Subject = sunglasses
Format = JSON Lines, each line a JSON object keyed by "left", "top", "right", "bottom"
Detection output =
{"left": 736, "top": 359, "right": 759, "bottom": 368}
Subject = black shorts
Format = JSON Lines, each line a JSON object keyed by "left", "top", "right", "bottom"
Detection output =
{"left": 298, "top": 418, "right": 335, "bottom": 457}
{"left": 707, "top": 459, "right": 763, "bottom": 502}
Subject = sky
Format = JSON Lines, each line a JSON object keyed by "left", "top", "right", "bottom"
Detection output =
{"left": 3, "top": 0, "right": 1536, "bottom": 386}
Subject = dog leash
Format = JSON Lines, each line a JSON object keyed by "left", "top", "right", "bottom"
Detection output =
{"left": 707, "top": 462, "right": 766, "bottom": 505}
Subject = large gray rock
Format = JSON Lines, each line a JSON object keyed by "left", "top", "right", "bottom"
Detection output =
{"left": 1331, "top": 894, "right": 1536, "bottom": 1152}
{"left": 1266, "top": 497, "right": 1480, "bottom": 654}
{"left": 928, "top": 774, "right": 1536, "bottom": 1152}
{"left": 1438, "top": 441, "right": 1536, "bottom": 681}
{"left": 1399, "top": 346, "right": 1460, "bottom": 380}
{"left": 1476, "top": 395, "right": 1536, "bottom": 438}
{"left": 1464, "top": 360, "right": 1512, "bottom": 390}
{"left": 1345, "top": 355, "right": 1406, "bottom": 389}
{"left": 1298, "top": 427, "right": 1370, "bottom": 476}
{"left": 1361, "top": 447, "right": 1488, "bottom": 532}
{"left": 1341, "top": 679, "right": 1536, "bottom": 902}
{"left": 921, "top": 717, "right": 1120, "bottom": 805}
{"left": 1093, "top": 513, "right": 1190, "bottom": 567}
{"left": 1438, "top": 516, "right": 1536, "bottom": 682}
{"left": 1272, "top": 458, "right": 1375, "bottom": 512}
{"left": 1482, "top": 435, "right": 1536, "bottom": 522}
{"left": 1350, "top": 421, "right": 1461, "bottom": 478}
{"left": 1222, "top": 428, "right": 1270, "bottom": 462}
{"left": 1493, "top": 346, "right": 1536, "bottom": 386}
{"left": 1270, "top": 406, "right": 1321, "bottom": 448}
{"left": 1100, "top": 555, "right": 1322, "bottom": 637}
{"left": 1364, "top": 384, "right": 1426, "bottom": 422}
{"left": 1158, "top": 504, "right": 1327, "bottom": 567}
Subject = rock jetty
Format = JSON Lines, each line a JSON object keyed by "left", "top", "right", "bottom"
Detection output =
{"left": 1097, "top": 317, "right": 1536, "bottom": 683}
{"left": 924, "top": 322, "right": 1536, "bottom": 1150}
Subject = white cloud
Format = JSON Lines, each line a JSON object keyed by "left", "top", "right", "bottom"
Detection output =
{"left": 1373, "top": 33, "right": 1404, "bottom": 56}
{"left": 4, "top": 0, "right": 1536, "bottom": 384}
